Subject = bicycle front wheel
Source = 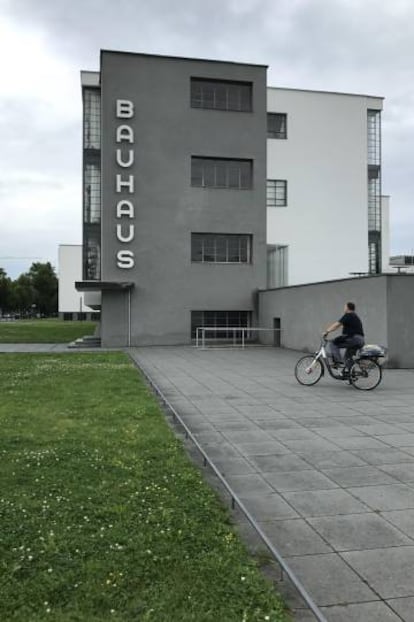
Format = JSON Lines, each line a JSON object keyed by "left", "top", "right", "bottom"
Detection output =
{"left": 295, "top": 355, "right": 323, "bottom": 386}
{"left": 350, "top": 359, "right": 382, "bottom": 391}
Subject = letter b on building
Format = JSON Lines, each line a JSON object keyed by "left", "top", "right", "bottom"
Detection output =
{"left": 116, "top": 99, "right": 134, "bottom": 118}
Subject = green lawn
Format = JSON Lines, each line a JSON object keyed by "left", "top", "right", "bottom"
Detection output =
{"left": 0, "top": 353, "right": 289, "bottom": 621}
{"left": 0, "top": 319, "right": 97, "bottom": 343}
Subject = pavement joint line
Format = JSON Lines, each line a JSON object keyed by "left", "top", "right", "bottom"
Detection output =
{"left": 127, "top": 351, "right": 328, "bottom": 622}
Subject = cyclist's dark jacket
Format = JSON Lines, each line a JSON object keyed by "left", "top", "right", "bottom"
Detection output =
{"left": 338, "top": 312, "right": 364, "bottom": 337}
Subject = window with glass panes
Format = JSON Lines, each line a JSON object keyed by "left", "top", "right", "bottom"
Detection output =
{"left": 267, "top": 180, "right": 287, "bottom": 206}
{"left": 267, "top": 113, "right": 287, "bottom": 139}
{"left": 191, "top": 310, "right": 251, "bottom": 339}
{"left": 191, "top": 157, "right": 253, "bottom": 189}
{"left": 191, "top": 234, "right": 251, "bottom": 263}
{"left": 190, "top": 78, "right": 252, "bottom": 112}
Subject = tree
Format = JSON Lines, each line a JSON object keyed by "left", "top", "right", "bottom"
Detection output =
{"left": 28, "top": 262, "right": 58, "bottom": 316}
{"left": 0, "top": 268, "right": 13, "bottom": 314}
{"left": 12, "top": 273, "right": 35, "bottom": 315}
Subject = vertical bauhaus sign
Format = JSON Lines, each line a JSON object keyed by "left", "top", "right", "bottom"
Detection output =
{"left": 115, "top": 99, "right": 135, "bottom": 269}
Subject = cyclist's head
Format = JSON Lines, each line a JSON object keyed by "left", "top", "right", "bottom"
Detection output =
{"left": 346, "top": 302, "right": 355, "bottom": 312}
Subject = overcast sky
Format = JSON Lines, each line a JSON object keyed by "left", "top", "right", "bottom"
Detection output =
{"left": 1, "top": 0, "right": 414, "bottom": 278}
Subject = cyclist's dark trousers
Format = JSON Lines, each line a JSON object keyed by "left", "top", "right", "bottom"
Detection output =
{"left": 331, "top": 335, "right": 365, "bottom": 370}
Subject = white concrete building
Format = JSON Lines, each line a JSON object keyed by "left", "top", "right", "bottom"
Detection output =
{"left": 58, "top": 245, "right": 99, "bottom": 320}
{"left": 266, "top": 88, "right": 384, "bottom": 287}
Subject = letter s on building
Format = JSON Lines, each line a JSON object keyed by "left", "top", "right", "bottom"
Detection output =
{"left": 117, "top": 250, "right": 135, "bottom": 269}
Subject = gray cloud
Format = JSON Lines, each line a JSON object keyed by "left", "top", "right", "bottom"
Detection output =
{"left": 1, "top": 0, "right": 414, "bottom": 276}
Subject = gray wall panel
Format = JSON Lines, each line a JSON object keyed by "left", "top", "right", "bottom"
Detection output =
{"left": 386, "top": 275, "right": 414, "bottom": 367}
{"left": 99, "top": 52, "right": 267, "bottom": 345}
{"left": 258, "top": 276, "right": 388, "bottom": 355}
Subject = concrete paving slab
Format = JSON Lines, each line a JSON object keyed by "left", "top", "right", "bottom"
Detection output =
{"left": 279, "top": 438, "right": 342, "bottom": 453}
{"left": 234, "top": 440, "right": 290, "bottom": 455}
{"left": 222, "top": 473, "right": 274, "bottom": 495}
{"left": 270, "top": 428, "right": 322, "bottom": 441}
{"left": 307, "top": 426, "right": 365, "bottom": 439}
{"left": 378, "top": 463, "right": 414, "bottom": 483}
{"left": 237, "top": 492, "right": 300, "bottom": 521}
{"left": 283, "top": 489, "right": 370, "bottom": 517}
{"left": 299, "top": 450, "right": 368, "bottom": 469}
{"left": 285, "top": 553, "right": 378, "bottom": 606}
{"left": 381, "top": 509, "right": 414, "bottom": 538}
{"left": 321, "top": 465, "right": 399, "bottom": 487}
{"left": 353, "top": 423, "right": 406, "bottom": 435}
{"left": 320, "top": 602, "right": 402, "bottom": 622}
{"left": 381, "top": 434, "right": 414, "bottom": 447}
{"left": 330, "top": 436, "right": 391, "bottom": 450}
{"left": 249, "top": 454, "right": 313, "bottom": 472}
{"left": 348, "top": 483, "right": 414, "bottom": 511}
{"left": 264, "top": 469, "right": 339, "bottom": 493}
{"left": 212, "top": 456, "right": 257, "bottom": 476}
{"left": 308, "top": 512, "right": 413, "bottom": 551}
{"left": 386, "top": 597, "right": 414, "bottom": 621}
{"left": 258, "top": 519, "right": 333, "bottom": 556}
{"left": 350, "top": 447, "right": 414, "bottom": 465}
{"left": 342, "top": 546, "right": 414, "bottom": 598}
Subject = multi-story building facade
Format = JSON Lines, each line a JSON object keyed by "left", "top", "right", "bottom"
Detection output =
{"left": 77, "top": 51, "right": 385, "bottom": 346}
{"left": 78, "top": 51, "right": 267, "bottom": 346}
{"left": 266, "top": 88, "right": 384, "bottom": 287}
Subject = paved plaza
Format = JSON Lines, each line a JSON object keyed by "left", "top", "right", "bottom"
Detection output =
{"left": 129, "top": 346, "right": 414, "bottom": 622}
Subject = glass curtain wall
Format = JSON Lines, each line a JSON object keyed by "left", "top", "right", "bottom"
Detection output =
{"left": 367, "top": 109, "right": 382, "bottom": 274}
{"left": 83, "top": 88, "right": 101, "bottom": 280}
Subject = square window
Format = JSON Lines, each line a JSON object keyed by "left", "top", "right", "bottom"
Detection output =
{"left": 267, "top": 180, "right": 287, "bottom": 207}
{"left": 267, "top": 113, "right": 287, "bottom": 139}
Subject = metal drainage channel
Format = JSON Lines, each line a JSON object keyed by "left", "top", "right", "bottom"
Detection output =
{"left": 130, "top": 356, "right": 327, "bottom": 622}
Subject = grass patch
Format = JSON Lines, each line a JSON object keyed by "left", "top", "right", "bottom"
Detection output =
{"left": 0, "top": 353, "right": 289, "bottom": 621}
{"left": 0, "top": 319, "right": 97, "bottom": 343}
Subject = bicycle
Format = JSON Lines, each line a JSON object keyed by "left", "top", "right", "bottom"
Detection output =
{"left": 294, "top": 337, "right": 385, "bottom": 391}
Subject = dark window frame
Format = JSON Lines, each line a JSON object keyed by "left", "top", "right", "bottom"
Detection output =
{"left": 267, "top": 179, "right": 287, "bottom": 207}
{"left": 191, "top": 233, "right": 252, "bottom": 264}
{"left": 267, "top": 113, "right": 287, "bottom": 139}
{"left": 191, "top": 157, "right": 253, "bottom": 190}
{"left": 191, "top": 78, "right": 253, "bottom": 112}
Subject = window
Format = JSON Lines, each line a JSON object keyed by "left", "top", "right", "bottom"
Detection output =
{"left": 83, "top": 88, "right": 101, "bottom": 150}
{"left": 191, "top": 78, "right": 252, "bottom": 112}
{"left": 192, "top": 234, "right": 251, "bottom": 263}
{"left": 83, "top": 229, "right": 101, "bottom": 281}
{"left": 191, "top": 157, "right": 253, "bottom": 189}
{"left": 191, "top": 310, "right": 251, "bottom": 339}
{"left": 267, "top": 180, "right": 287, "bottom": 206}
{"left": 267, "top": 245, "right": 288, "bottom": 288}
{"left": 267, "top": 113, "right": 287, "bottom": 139}
{"left": 84, "top": 162, "right": 101, "bottom": 223}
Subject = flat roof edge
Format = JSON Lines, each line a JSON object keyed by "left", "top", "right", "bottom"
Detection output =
{"left": 81, "top": 70, "right": 100, "bottom": 87}
{"left": 267, "top": 85, "right": 384, "bottom": 100}
{"left": 100, "top": 49, "right": 268, "bottom": 68}
{"left": 258, "top": 273, "right": 410, "bottom": 293}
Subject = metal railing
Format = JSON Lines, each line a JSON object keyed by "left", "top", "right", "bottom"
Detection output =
{"left": 195, "top": 326, "right": 281, "bottom": 349}
{"left": 129, "top": 353, "right": 327, "bottom": 622}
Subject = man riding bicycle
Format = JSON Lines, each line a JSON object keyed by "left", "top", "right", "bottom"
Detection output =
{"left": 323, "top": 302, "right": 365, "bottom": 376}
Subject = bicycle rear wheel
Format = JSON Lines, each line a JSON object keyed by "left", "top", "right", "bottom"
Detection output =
{"left": 295, "top": 355, "right": 323, "bottom": 386}
{"left": 350, "top": 359, "right": 382, "bottom": 391}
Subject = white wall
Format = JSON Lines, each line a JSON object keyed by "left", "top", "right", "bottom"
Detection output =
{"left": 58, "top": 245, "right": 94, "bottom": 313}
{"left": 267, "top": 88, "right": 383, "bottom": 286}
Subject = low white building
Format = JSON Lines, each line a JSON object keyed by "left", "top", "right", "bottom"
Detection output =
{"left": 58, "top": 245, "right": 99, "bottom": 320}
{"left": 266, "top": 87, "right": 385, "bottom": 287}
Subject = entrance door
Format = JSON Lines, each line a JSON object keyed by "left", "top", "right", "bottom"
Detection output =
{"left": 273, "top": 318, "right": 281, "bottom": 347}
